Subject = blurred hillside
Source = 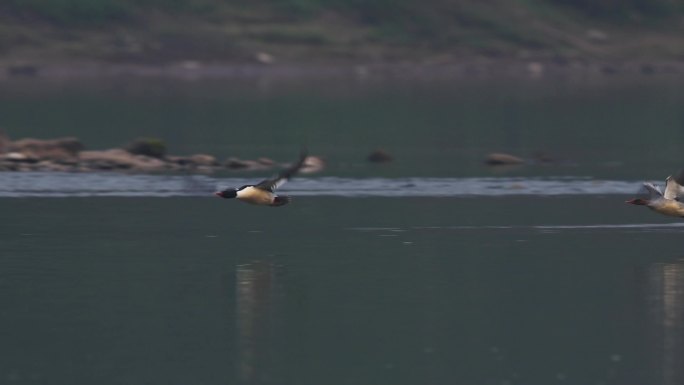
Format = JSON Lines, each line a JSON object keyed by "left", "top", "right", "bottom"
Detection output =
{"left": 1, "top": 0, "right": 684, "bottom": 67}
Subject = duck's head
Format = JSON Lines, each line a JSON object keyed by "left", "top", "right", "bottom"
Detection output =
{"left": 626, "top": 198, "right": 649, "bottom": 205}
{"left": 214, "top": 188, "right": 237, "bottom": 199}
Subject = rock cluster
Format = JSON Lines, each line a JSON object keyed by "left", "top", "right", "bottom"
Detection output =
{"left": 0, "top": 136, "right": 324, "bottom": 174}
{"left": 367, "top": 149, "right": 394, "bottom": 163}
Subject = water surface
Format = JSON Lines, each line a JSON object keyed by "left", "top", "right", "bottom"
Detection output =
{"left": 1, "top": 196, "right": 683, "bottom": 385}
{"left": 1, "top": 75, "right": 684, "bottom": 385}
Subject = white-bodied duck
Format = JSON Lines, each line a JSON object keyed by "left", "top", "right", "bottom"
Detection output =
{"left": 214, "top": 151, "right": 307, "bottom": 207}
{"left": 626, "top": 174, "right": 684, "bottom": 217}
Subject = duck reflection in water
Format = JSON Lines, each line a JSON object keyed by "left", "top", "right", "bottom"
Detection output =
{"left": 643, "top": 259, "right": 684, "bottom": 385}
{"left": 236, "top": 260, "right": 276, "bottom": 385}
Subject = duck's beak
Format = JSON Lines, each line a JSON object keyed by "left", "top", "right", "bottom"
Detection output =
{"left": 214, "top": 192, "right": 222, "bottom": 197}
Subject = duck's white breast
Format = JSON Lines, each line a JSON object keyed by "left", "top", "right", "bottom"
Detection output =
{"left": 236, "top": 186, "right": 274, "bottom": 205}
{"left": 651, "top": 199, "right": 684, "bottom": 217}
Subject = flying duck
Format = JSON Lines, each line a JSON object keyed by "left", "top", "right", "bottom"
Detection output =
{"left": 214, "top": 151, "right": 307, "bottom": 207}
{"left": 626, "top": 174, "right": 684, "bottom": 217}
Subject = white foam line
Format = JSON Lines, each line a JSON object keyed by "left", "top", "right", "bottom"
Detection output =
{"left": 411, "top": 223, "right": 684, "bottom": 230}
{"left": 347, "top": 227, "right": 403, "bottom": 231}
{"left": 534, "top": 223, "right": 684, "bottom": 229}
{"left": 0, "top": 173, "right": 655, "bottom": 198}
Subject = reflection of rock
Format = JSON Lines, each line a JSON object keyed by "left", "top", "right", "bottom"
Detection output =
{"left": 237, "top": 261, "right": 275, "bottom": 385}
{"left": 485, "top": 153, "right": 525, "bottom": 166}
{"left": 367, "top": 149, "right": 393, "bottom": 163}
{"left": 10, "top": 137, "right": 83, "bottom": 161}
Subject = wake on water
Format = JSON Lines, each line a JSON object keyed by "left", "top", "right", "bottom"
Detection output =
{"left": 0, "top": 172, "right": 649, "bottom": 198}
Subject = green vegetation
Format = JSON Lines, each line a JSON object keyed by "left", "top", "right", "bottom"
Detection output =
{"left": 1, "top": 0, "right": 684, "bottom": 63}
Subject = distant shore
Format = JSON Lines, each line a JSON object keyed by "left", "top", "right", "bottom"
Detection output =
{"left": 2, "top": 59, "right": 684, "bottom": 82}
{"left": 2, "top": 0, "right": 684, "bottom": 85}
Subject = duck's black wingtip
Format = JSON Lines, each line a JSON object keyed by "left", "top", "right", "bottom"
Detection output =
{"left": 294, "top": 147, "right": 309, "bottom": 170}
{"left": 275, "top": 148, "right": 308, "bottom": 181}
{"left": 271, "top": 195, "right": 292, "bottom": 206}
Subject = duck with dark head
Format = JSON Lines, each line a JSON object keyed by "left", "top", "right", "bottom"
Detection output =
{"left": 626, "top": 173, "right": 684, "bottom": 218}
{"left": 215, "top": 151, "right": 307, "bottom": 207}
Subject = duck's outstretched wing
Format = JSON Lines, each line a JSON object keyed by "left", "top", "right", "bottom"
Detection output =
{"left": 664, "top": 175, "right": 684, "bottom": 200}
{"left": 643, "top": 182, "right": 663, "bottom": 199}
{"left": 254, "top": 150, "right": 307, "bottom": 192}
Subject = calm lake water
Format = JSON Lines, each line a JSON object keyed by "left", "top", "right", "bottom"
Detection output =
{"left": 1, "top": 74, "right": 684, "bottom": 385}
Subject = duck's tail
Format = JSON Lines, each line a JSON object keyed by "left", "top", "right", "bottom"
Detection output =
{"left": 271, "top": 195, "right": 291, "bottom": 207}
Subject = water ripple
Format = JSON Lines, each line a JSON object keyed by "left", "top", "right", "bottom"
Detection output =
{"left": 0, "top": 172, "right": 647, "bottom": 197}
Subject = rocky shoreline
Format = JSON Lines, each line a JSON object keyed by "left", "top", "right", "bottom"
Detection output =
{"left": 0, "top": 135, "right": 324, "bottom": 174}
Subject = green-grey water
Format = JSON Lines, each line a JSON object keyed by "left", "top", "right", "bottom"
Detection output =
{"left": 1, "top": 74, "right": 684, "bottom": 385}
{"left": 2, "top": 196, "right": 684, "bottom": 385}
